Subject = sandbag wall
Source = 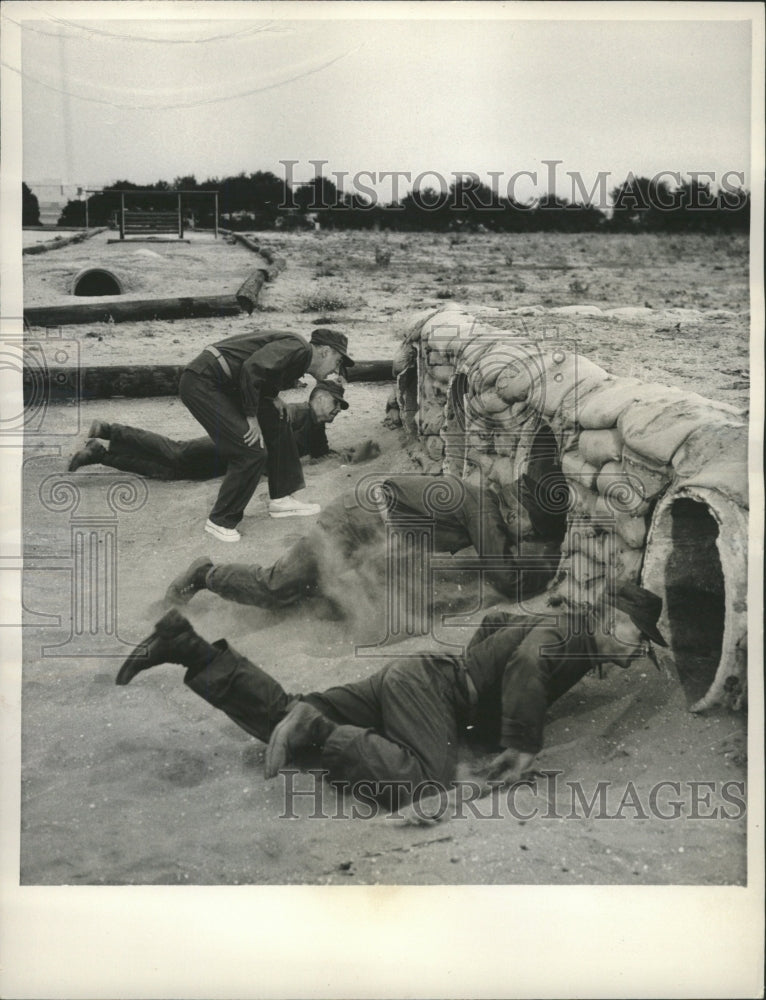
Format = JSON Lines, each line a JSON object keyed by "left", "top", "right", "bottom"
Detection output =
{"left": 392, "top": 305, "right": 749, "bottom": 712}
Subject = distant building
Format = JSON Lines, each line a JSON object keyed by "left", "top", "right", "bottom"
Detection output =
{"left": 25, "top": 178, "right": 94, "bottom": 225}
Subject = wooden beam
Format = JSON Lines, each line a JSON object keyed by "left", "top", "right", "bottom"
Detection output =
{"left": 106, "top": 238, "right": 191, "bottom": 244}
{"left": 24, "top": 294, "right": 241, "bottom": 327}
{"left": 345, "top": 360, "right": 394, "bottom": 382}
{"left": 22, "top": 228, "right": 108, "bottom": 255}
{"left": 24, "top": 359, "right": 395, "bottom": 403}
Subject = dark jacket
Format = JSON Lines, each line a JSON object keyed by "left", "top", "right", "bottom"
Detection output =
{"left": 463, "top": 611, "right": 599, "bottom": 754}
{"left": 382, "top": 475, "right": 559, "bottom": 600}
{"left": 186, "top": 331, "right": 313, "bottom": 417}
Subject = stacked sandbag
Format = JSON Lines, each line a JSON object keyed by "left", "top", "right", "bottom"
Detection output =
{"left": 390, "top": 305, "right": 749, "bottom": 710}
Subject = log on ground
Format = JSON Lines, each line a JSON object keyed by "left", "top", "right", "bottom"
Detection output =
{"left": 24, "top": 295, "right": 242, "bottom": 327}
{"left": 24, "top": 359, "right": 396, "bottom": 403}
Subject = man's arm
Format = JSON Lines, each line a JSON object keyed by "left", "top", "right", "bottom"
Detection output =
{"left": 239, "top": 341, "right": 310, "bottom": 416}
{"left": 498, "top": 631, "right": 552, "bottom": 756}
{"left": 466, "top": 611, "right": 533, "bottom": 653}
{"left": 283, "top": 402, "right": 330, "bottom": 459}
{"left": 307, "top": 424, "right": 330, "bottom": 459}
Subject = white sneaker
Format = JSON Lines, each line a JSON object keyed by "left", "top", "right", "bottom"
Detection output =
{"left": 204, "top": 519, "right": 241, "bottom": 542}
{"left": 268, "top": 495, "right": 321, "bottom": 518}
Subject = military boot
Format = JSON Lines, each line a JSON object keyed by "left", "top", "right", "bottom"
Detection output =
{"left": 165, "top": 557, "right": 213, "bottom": 606}
{"left": 116, "top": 609, "right": 218, "bottom": 686}
{"left": 68, "top": 439, "right": 106, "bottom": 472}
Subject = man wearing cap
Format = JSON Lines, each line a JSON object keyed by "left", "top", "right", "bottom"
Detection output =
{"left": 164, "top": 472, "right": 565, "bottom": 612}
{"left": 67, "top": 380, "right": 349, "bottom": 481}
{"left": 114, "top": 582, "right": 667, "bottom": 808}
{"left": 178, "top": 327, "right": 354, "bottom": 542}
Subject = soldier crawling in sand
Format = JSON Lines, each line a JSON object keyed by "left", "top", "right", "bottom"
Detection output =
{"left": 67, "top": 379, "right": 375, "bottom": 480}
{"left": 115, "top": 583, "right": 667, "bottom": 814}
{"left": 163, "top": 472, "right": 568, "bottom": 618}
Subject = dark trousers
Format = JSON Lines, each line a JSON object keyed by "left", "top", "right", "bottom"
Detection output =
{"left": 207, "top": 536, "right": 322, "bottom": 608}
{"left": 184, "top": 643, "right": 470, "bottom": 803}
{"left": 179, "top": 369, "right": 304, "bottom": 528}
{"left": 103, "top": 425, "right": 221, "bottom": 481}
{"left": 206, "top": 498, "right": 387, "bottom": 608}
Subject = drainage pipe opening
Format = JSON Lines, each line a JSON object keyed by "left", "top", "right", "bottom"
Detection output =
{"left": 71, "top": 268, "right": 124, "bottom": 297}
{"left": 643, "top": 486, "right": 747, "bottom": 712}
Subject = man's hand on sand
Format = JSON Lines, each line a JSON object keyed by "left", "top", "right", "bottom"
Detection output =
{"left": 399, "top": 750, "right": 537, "bottom": 827}
{"left": 399, "top": 788, "right": 456, "bottom": 827}
{"left": 484, "top": 748, "right": 536, "bottom": 786}
{"left": 244, "top": 415, "right": 262, "bottom": 447}
{"left": 339, "top": 439, "right": 382, "bottom": 464}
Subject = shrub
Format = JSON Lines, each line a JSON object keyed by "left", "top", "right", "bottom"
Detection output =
{"left": 569, "top": 277, "right": 590, "bottom": 296}
{"left": 301, "top": 294, "right": 348, "bottom": 313}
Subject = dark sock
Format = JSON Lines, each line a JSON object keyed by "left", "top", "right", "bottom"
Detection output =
{"left": 178, "top": 634, "right": 223, "bottom": 678}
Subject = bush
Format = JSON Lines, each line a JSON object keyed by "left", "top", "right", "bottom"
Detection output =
{"left": 22, "top": 183, "right": 41, "bottom": 226}
{"left": 569, "top": 277, "right": 590, "bottom": 296}
{"left": 301, "top": 294, "right": 348, "bottom": 313}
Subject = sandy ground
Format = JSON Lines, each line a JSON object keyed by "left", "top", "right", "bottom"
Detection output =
{"left": 20, "top": 230, "right": 749, "bottom": 885}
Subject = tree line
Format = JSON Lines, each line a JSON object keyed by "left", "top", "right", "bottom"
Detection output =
{"left": 26, "top": 171, "right": 750, "bottom": 233}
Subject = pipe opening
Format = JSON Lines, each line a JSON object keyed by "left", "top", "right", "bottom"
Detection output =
{"left": 72, "top": 268, "right": 123, "bottom": 296}
{"left": 664, "top": 498, "right": 725, "bottom": 706}
{"left": 525, "top": 422, "right": 568, "bottom": 544}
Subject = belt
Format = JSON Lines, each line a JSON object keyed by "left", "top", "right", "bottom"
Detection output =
{"left": 203, "top": 346, "right": 233, "bottom": 380}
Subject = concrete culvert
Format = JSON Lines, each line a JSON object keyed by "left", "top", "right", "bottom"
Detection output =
{"left": 522, "top": 423, "right": 568, "bottom": 543}
{"left": 643, "top": 486, "right": 748, "bottom": 713}
{"left": 71, "top": 268, "right": 124, "bottom": 296}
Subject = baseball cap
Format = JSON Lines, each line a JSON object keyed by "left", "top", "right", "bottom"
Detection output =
{"left": 310, "top": 328, "right": 355, "bottom": 370}
{"left": 311, "top": 379, "right": 349, "bottom": 410}
{"left": 609, "top": 581, "right": 668, "bottom": 647}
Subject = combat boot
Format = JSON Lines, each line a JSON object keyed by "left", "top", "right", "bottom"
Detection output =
{"left": 165, "top": 556, "right": 213, "bottom": 606}
{"left": 68, "top": 439, "right": 106, "bottom": 472}
{"left": 115, "top": 609, "right": 218, "bottom": 686}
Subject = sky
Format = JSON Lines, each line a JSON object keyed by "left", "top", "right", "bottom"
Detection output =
{"left": 4, "top": 3, "right": 758, "bottom": 206}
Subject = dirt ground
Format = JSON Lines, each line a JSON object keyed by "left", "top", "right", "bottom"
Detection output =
{"left": 20, "top": 229, "right": 749, "bottom": 885}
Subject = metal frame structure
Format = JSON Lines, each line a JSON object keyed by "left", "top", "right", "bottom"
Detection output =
{"left": 83, "top": 189, "right": 220, "bottom": 238}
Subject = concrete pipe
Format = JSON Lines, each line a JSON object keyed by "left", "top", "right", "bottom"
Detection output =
{"left": 642, "top": 485, "right": 748, "bottom": 713}
{"left": 71, "top": 267, "right": 124, "bottom": 296}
